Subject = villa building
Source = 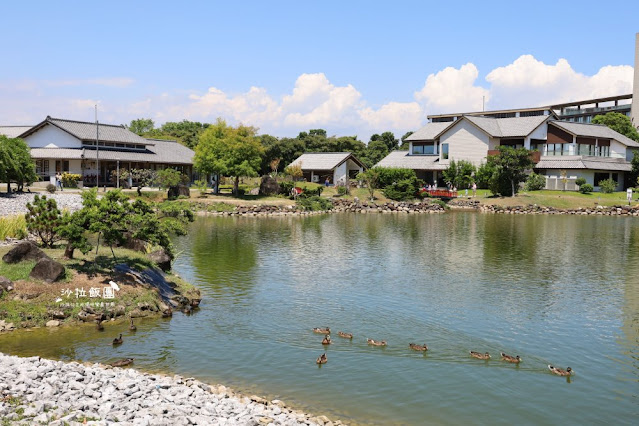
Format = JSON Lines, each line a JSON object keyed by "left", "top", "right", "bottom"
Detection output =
{"left": 376, "top": 116, "right": 639, "bottom": 191}
{"left": 0, "top": 116, "right": 194, "bottom": 186}
{"left": 286, "top": 152, "right": 365, "bottom": 186}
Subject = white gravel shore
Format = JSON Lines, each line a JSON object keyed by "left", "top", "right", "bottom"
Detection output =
{"left": 0, "top": 353, "right": 332, "bottom": 426}
{"left": 0, "top": 193, "right": 84, "bottom": 217}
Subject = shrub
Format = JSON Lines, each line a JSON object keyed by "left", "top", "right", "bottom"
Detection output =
{"left": 442, "top": 160, "right": 476, "bottom": 189}
{"left": 475, "top": 162, "right": 496, "bottom": 189}
{"left": 431, "top": 199, "right": 449, "bottom": 210}
{"left": 194, "top": 179, "right": 208, "bottom": 196}
{"left": 598, "top": 178, "right": 617, "bottom": 193}
{"left": 279, "top": 181, "right": 294, "bottom": 195}
{"left": 383, "top": 178, "right": 421, "bottom": 201}
{"left": 25, "top": 195, "right": 62, "bottom": 247}
{"left": 156, "top": 168, "right": 185, "bottom": 189}
{"left": 315, "top": 186, "right": 324, "bottom": 196}
{"left": 575, "top": 177, "right": 587, "bottom": 187}
{"left": 46, "top": 183, "right": 56, "bottom": 193}
{"left": 579, "top": 183, "right": 594, "bottom": 194}
{"left": 337, "top": 185, "right": 348, "bottom": 196}
{"left": 525, "top": 173, "right": 546, "bottom": 191}
{"left": 296, "top": 195, "right": 332, "bottom": 211}
{"left": 61, "top": 172, "right": 81, "bottom": 188}
{"left": 375, "top": 167, "right": 418, "bottom": 188}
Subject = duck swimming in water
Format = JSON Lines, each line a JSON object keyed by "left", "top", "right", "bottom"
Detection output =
{"left": 110, "top": 358, "right": 134, "bottom": 367}
{"left": 470, "top": 351, "right": 491, "bottom": 360}
{"left": 548, "top": 365, "right": 573, "bottom": 376}
{"left": 96, "top": 319, "right": 104, "bottom": 331}
{"left": 322, "top": 335, "right": 332, "bottom": 345}
{"left": 129, "top": 317, "right": 136, "bottom": 332}
{"left": 337, "top": 331, "right": 353, "bottom": 339}
{"left": 409, "top": 343, "right": 428, "bottom": 351}
{"left": 316, "top": 353, "right": 327, "bottom": 364}
{"left": 500, "top": 352, "right": 522, "bottom": 363}
{"left": 112, "top": 333, "right": 123, "bottom": 346}
{"left": 313, "top": 327, "right": 330, "bottom": 334}
{"left": 367, "top": 338, "right": 387, "bottom": 346}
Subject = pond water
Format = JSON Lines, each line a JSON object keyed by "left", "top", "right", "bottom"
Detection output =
{"left": 1, "top": 213, "right": 638, "bottom": 425}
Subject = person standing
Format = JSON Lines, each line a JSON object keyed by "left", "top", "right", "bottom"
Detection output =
{"left": 472, "top": 182, "right": 477, "bottom": 197}
{"left": 55, "top": 172, "right": 62, "bottom": 191}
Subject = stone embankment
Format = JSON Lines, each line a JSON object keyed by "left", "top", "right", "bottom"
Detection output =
{"left": 479, "top": 204, "right": 639, "bottom": 216}
{"left": 0, "top": 193, "right": 84, "bottom": 217}
{"left": 200, "top": 200, "right": 446, "bottom": 216}
{"left": 0, "top": 353, "right": 333, "bottom": 426}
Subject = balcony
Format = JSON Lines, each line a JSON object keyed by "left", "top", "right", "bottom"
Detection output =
{"left": 562, "top": 104, "right": 630, "bottom": 116}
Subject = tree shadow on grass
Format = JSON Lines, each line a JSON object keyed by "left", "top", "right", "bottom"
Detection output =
{"left": 66, "top": 255, "right": 155, "bottom": 280}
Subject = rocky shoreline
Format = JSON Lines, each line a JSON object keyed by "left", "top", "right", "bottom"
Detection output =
{"left": 0, "top": 352, "right": 334, "bottom": 425}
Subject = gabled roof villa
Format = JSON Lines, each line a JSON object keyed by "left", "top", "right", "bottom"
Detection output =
{"left": 287, "top": 152, "right": 365, "bottom": 185}
{"left": 0, "top": 116, "right": 194, "bottom": 186}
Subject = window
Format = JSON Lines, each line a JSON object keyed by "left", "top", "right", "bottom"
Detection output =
{"left": 611, "top": 173, "right": 618, "bottom": 183}
{"left": 597, "top": 145, "right": 610, "bottom": 157}
{"left": 594, "top": 173, "right": 610, "bottom": 186}
{"left": 55, "top": 160, "right": 69, "bottom": 172}
{"left": 412, "top": 143, "right": 435, "bottom": 155}
{"left": 35, "top": 160, "right": 49, "bottom": 176}
{"left": 578, "top": 144, "right": 595, "bottom": 156}
{"left": 441, "top": 143, "right": 449, "bottom": 160}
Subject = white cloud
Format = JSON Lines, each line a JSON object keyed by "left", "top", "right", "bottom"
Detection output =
{"left": 47, "top": 77, "right": 135, "bottom": 88}
{"left": 414, "top": 63, "right": 490, "bottom": 113}
{"left": 485, "top": 55, "right": 633, "bottom": 108}
{"left": 358, "top": 102, "right": 423, "bottom": 131}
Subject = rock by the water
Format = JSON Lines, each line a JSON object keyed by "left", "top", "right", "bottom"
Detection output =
{"left": 0, "top": 276, "right": 13, "bottom": 292}
{"left": 148, "top": 248, "right": 172, "bottom": 272}
{"left": 259, "top": 176, "right": 280, "bottom": 196}
{"left": 2, "top": 241, "right": 48, "bottom": 264}
{"left": 45, "top": 320, "right": 60, "bottom": 327}
{"left": 29, "top": 257, "right": 65, "bottom": 282}
{"left": 168, "top": 184, "right": 190, "bottom": 199}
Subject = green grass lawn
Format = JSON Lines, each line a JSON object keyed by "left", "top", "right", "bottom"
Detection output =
{"left": 455, "top": 189, "right": 637, "bottom": 209}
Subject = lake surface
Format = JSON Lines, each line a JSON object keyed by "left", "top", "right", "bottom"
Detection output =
{"left": 2, "top": 212, "right": 638, "bottom": 425}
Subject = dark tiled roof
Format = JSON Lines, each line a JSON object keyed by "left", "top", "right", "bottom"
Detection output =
{"left": 20, "top": 117, "right": 152, "bottom": 145}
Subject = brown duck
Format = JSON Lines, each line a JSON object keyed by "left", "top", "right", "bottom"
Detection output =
{"left": 470, "top": 351, "right": 491, "bottom": 360}
{"left": 322, "top": 335, "right": 332, "bottom": 345}
{"left": 316, "top": 353, "right": 327, "bottom": 364}
{"left": 313, "top": 327, "right": 330, "bottom": 334}
{"left": 129, "top": 317, "right": 137, "bottom": 332}
{"left": 367, "top": 338, "right": 387, "bottom": 346}
{"left": 409, "top": 343, "right": 428, "bottom": 351}
{"left": 96, "top": 319, "right": 104, "bottom": 331}
{"left": 500, "top": 352, "right": 522, "bottom": 363}
{"left": 110, "top": 358, "right": 134, "bottom": 367}
{"left": 548, "top": 365, "right": 573, "bottom": 376}
{"left": 337, "top": 331, "right": 353, "bottom": 339}
{"left": 112, "top": 333, "right": 123, "bottom": 346}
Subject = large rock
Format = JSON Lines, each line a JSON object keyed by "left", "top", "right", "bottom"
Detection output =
{"left": 168, "top": 185, "right": 190, "bottom": 199}
{"left": 148, "top": 249, "right": 171, "bottom": 272}
{"left": 0, "top": 276, "right": 13, "bottom": 292}
{"left": 121, "top": 233, "right": 147, "bottom": 252}
{"left": 29, "top": 258, "right": 65, "bottom": 283}
{"left": 2, "top": 241, "right": 48, "bottom": 264}
{"left": 259, "top": 176, "right": 280, "bottom": 196}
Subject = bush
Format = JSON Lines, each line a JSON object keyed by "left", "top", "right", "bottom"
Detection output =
{"left": 61, "top": 172, "right": 81, "bottom": 188}
{"left": 431, "top": 199, "right": 449, "bottom": 210}
{"left": 337, "top": 185, "right": 348, "bottom": 196}
{"left": 575, "top": 177, "right": 587, "bottom": 187}
{"left": 46, "top": 183, "right": 56, "bottom": 193}
{"left": 579, "top": 183, "right": 594, "bottom": 194}
{"left": 375, "top": 167, "right": 418, "bottom": 188}
{"left": 296, "top": 195, "right": 332, "bottom": 211}
{"left": 194, "top": 179, "right": 208, "bottom": 196}
{"left": 25, "top": 195, "right": 62, "bottom": 247}
{"left": 383, "top": 178, "right": 421, "bottom": 201}
{"left": 598, "top": 178, "right": 617, "bottom": 193}
{"left": 475, "top": 162, "right": 496, "bottom": 189}
{"left": 279, "top": 181, "right": 294, "bottom": 195}
{"left": 525, "top": 173, "right": 546, "bottom": 191}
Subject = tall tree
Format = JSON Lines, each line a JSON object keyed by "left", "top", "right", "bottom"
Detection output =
{"left": 488, "top": 146, "right": 535, "bottom": 197}
{"left": 149, "top": 120, "right": 210, "bottom": 148}
{"left": 442, "top": 160, "right": 476, "bottom": 189}
{"left": 592, "top": 112, "right": 639, "bottom": 141}
{"left": 399, "top": 131, "right": 414, "bottom": 150}
{"left": 127, "top": 118, "right": 155, "bottom": 135}
{"left": 194, "top": 119, "right": 264, "bottom": 194}
{"left": 0, "top": 136, "right": 37, "bottom": 193}
{"left": 364, "top": 139, "right": 389, "bottom": 168}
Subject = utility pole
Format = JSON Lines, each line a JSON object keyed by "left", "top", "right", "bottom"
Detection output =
{"left": 95, "top": 105, "right": 100, "bottom": 189}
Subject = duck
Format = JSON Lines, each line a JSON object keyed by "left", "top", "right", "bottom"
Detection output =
{"left": 112, "top": 333, "right": 123, "bottom": 346}
{"left": 470, "top": 351, "right": 491, "bottom": 360}
{"left": 500, "top": 352, "right": 522, "bottom": 363}
{"left": 367, "top": 338, "right": 387, "bottom": 347}
{"left": 96, "top": 319, "right": 104, "bottom": 331}
{"left": 129, "top": 317, "right": 137, "bottom": 332}
{"left": 409, "top": 343, "right": 428, "bottom": 351}
{"left": 313, "top": 327, "right": 330, "bottom": 334}
{"left": 322, "top": 335, "right": 332, "bottom": 345}
{"left": 548, "top": 365, "right": 573, "bottom": 376}
{"left": 337, "top": 331, "right": 353, "bottom": 339}
{"left": 110, "top": 358, "right": 134, "bottom": 367}
{"left": 316, "top": 353, "right": 327, "bottom": 364}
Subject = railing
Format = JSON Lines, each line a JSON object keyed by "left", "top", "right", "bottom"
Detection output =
{"left": 562, "top": 105, "right": 630, "bottom": 116}
{"left": 424, "top": 189, "right": 458, "bottom": 198}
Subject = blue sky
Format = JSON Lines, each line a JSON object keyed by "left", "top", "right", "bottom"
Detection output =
{"left": 2, "top": 1, "right": 638, "bottom": 140}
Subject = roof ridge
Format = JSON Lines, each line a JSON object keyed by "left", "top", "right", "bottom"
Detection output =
{"left": 48, "top": 116, "right": 125, "bottom": 129}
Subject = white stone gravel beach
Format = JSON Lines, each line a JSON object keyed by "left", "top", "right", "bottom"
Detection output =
{"left": 0, "top": 353, "right": 332, "bottom": 425}
{"left": 0, "top": 193, "right": 84, "bottom": 217}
